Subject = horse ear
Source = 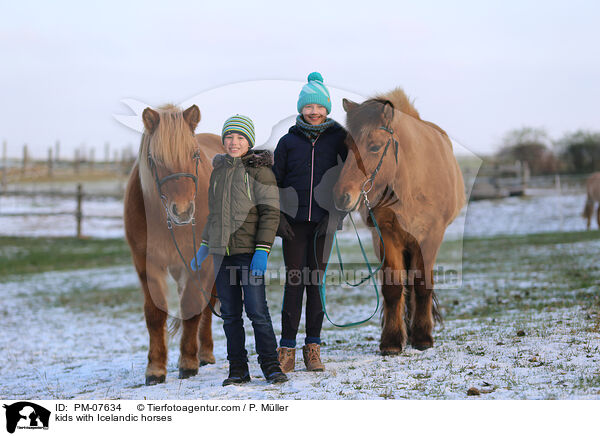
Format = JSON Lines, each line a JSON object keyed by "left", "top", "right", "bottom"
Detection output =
{"left": 383, "top": 101, "right": 395, "bottom": 122}
{"left": 142, "top": 108, "right": 160, "bottom": 133}
{"left": 342, "top": 98, "right": 359, "bottom": 113}
{"left": 183, "top": 105, "right": 201, "bottom": 132}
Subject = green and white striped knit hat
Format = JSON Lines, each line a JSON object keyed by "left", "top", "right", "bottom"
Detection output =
{"left": 221, "top": 114, "right": 256, "bottom": 148}
{"left": 297, "top": 71, "right": 332, "bottom": 114}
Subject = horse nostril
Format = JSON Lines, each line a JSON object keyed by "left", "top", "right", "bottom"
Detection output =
{"left": 171, "top": 204, "right": 178, "bottom": 216}
{"left": 186, "top": 203, "right": 195, "bottom": 218}
{"left": 343, "top": 193, "right": 351, "bottom": 208}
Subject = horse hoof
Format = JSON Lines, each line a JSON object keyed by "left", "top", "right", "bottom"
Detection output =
{"left": 198, "top": 353, "right": 216, "bottom": 365}
{"left": 380, "top": 347, "right": 403, "bottom": 356}
{"left": 145, "top": 375, "right": 166, "bottom": 386}
{"left": 178, "top": 368, "right": 198, "bottom": 379}
{"left": 410, "top": 334, "right": 434, "bottom": 351}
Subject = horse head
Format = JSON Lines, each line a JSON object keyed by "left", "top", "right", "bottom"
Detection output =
{"left": 334, "top": 97, "right": 398, "bottom": 212}
{"left": 141, "top": 104, "right": 201, "bottom": 226}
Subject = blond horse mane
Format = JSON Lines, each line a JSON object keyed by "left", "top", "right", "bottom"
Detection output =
{"left": 138, "top": 104, "right": 198, "bottom": 196}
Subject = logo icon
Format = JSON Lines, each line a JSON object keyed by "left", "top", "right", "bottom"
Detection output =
{"left": 3, "top": 402, "right": 50, "bottom": 434}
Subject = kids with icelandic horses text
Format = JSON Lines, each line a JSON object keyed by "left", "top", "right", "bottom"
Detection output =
{"left": 191, "top": 115, "right": 287, "bottom": 385}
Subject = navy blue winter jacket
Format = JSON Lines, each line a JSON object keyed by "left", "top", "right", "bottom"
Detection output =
{"left": 272, "top": 121, "right": 348, "bottom": 225}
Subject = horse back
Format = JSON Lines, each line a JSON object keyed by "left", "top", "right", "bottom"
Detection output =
{"left": 402, "top": 117, "right": 465, "bottom": 226}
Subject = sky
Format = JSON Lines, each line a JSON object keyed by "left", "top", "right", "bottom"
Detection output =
{"left": 1, "top": 0, "right": 599, "bottom": 159}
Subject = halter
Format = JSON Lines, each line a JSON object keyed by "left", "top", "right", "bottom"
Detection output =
{"left": 147, "top": 150, "right": 201, "bottom": 229}
{"left": 358, "top": 124, "right": 399, "bottom": 209}
{"left": 147, "top": 149, "right": 221, "bottom": 318}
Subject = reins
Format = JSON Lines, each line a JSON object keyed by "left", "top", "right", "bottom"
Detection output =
{"left": 315, "top": 123, "right": 398, "bottom": 328}
{"left": 147, "top": 151, "right": 221, "bottom": 318}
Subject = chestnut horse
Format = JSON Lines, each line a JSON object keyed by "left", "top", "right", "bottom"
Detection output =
{"left": 583, "top": 172, "right": 600, "bottom": 230}
{"left": 124, "top": 104, "right": 223, "bottom": 385}
{"left": 333, "top": 89, "right": 465, "bottom": 354}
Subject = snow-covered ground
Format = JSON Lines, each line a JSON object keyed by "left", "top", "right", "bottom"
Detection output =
{"left": 1, "top": 184, "right": 599, "bottom": 399}
{"left": 1, "top": 238, "right": 599, "bottom": 399}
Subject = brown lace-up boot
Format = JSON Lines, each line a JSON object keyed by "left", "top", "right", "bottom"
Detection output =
{"left": 277, "top": 347, "right": 296, "bottom": 373}
{"left": 302, "top": 343, "right": 325, "bottom": 372}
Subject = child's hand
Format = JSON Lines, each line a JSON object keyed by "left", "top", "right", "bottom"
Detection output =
{"left": 190, "top": 245, "right": 209, "bottom": 271}
{"left": 250, "top": 250, "right": 269, "bottom": 276}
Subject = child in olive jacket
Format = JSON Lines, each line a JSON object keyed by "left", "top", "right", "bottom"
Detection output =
{"left": 191, "top": 114, "right": 287, "bottom": 385}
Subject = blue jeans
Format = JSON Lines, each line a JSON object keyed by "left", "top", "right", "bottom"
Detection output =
{"left": 213, "top": 253, "right": 278, "bottom": 365}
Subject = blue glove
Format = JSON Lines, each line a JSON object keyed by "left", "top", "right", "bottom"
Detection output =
{"left": 190, "top": 245, "right": 209, "bottom": 271}
{"left": 250, "top": 250, "right": 269, "bottom": 276}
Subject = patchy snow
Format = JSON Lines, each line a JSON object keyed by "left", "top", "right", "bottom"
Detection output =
{"left": 0, "top": 188, "right": 591, "bottom": 240}
{"left": 0, "top": 194, "right": 124, "bottom": 238}
{"left": 1, "top": 243, "right": 599, "bottom": 400}
{"left": 1, "top": 183, "right": 599, "bottom": 399}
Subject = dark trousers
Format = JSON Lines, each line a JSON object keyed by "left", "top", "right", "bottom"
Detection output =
{"left": 280, "top": 221, "right": 333, "bottom": 347}
{"left": 213, "top": 253, "right": 278, "bottom": 365}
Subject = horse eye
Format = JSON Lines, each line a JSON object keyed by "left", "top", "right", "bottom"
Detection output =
{"left": 368, "top": 143, "right": 382, "bottom": 153}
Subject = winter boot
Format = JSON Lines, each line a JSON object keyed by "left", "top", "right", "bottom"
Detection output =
{"left": 222, "top": 361, "right": 251, "bottom": 386}
{"left": 303, "top": 343, "right": 325, "bottom": 372}
{"left": 277, "top": 347, "right": 296, "bottom": 373}
{"left": 260, "top": 361, "right": 288, "bottom": 384}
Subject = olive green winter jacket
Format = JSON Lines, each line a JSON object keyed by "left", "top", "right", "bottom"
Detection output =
{"left": 200, "top": 149, "right": 280, "bottom": 256}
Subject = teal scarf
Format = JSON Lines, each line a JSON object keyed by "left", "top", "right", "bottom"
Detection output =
{"left": 295, "top": 115, "right": 335, "bottom": 142}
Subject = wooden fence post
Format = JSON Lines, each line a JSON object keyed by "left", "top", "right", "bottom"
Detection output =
{"left": 22, "top": 144, "right": 28, "bottom": 176}
{"left": 1, "top": 140, "right": 6, "bottom": 191}
{"left": 76, "top": 183, "right": 83, "bottom": 238}
{"left": 48, "top": 148, "right": 53, "bottom": 178}
{"left": 89, "top": 149, "right": 95, "bottom": 171}
{"left": 74, "top": 149, "right": 80, "bottom": 174}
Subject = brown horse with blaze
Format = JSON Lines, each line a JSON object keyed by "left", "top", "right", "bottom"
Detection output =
{"left": 334, "top": 89, "right": 465, "bottom": 354}
{"left": 124, "top": 104, "right": 223, "bottom": 385}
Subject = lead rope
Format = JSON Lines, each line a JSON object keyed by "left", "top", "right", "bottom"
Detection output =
{"left": 314, "top": 124, "right": 397, "bottom": 328}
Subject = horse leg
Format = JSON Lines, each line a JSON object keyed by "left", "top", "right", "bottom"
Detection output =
{"left": 583, "top": 197, "right": 593, "bottom": 230}
{"left": 197, "top": 255, "right": 215, "bottom": 365}
{"left": 140, "top": 262, "right": 169, "bottom": 385}
{"left": 596, "top": 203, "right": 600, "bottom": 229}
{"left": 198, "top": 303, "right": 215, "bottom": 365}
{"left": 177, "top": 274, "right": 203, "bottom": 379}
{"left": 408, "top": 241, "right": 439, "bottom": 350}
{"left": 178, "top": 261, "right": 216, "bottom": 378}
{"left": 379, "top": 243, "right": 409, "bottom": 355}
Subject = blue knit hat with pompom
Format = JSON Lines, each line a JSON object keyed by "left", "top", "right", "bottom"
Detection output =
{"left": 297, "top": 72, "right": 332, "bottom": 114}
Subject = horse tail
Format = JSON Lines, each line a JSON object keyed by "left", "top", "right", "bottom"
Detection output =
{"left": 168, "top": 316, "right": 181, "bottom": 338}
{"left": 432, "top": 290, "right": 443, "bottom": 326}
{"left": 401, "top": 279, "right": 444, "bottom": 332}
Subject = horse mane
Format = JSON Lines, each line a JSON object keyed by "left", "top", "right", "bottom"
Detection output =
{"left": 347, "top": 88, "right": 448, "bottom": 139}
{"left": 374, "top": 88, "right": 421, "bottom": 120}
{"left": 139, "top": 104, "right": 197, "bottom": 169}
{"left": 138, "top": 104, "right": 198, "bottom": 196}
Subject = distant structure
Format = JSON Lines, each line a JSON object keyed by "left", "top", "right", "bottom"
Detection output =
{"left": 469, "top": 161, "right": 529, "bottom": 201}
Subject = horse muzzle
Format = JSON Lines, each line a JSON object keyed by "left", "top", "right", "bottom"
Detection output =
{"left": 334, "top": 192, "right": 360, "bottom": 212}
{"left": 168, "top": 201, "right": 195, "bottom": 225}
